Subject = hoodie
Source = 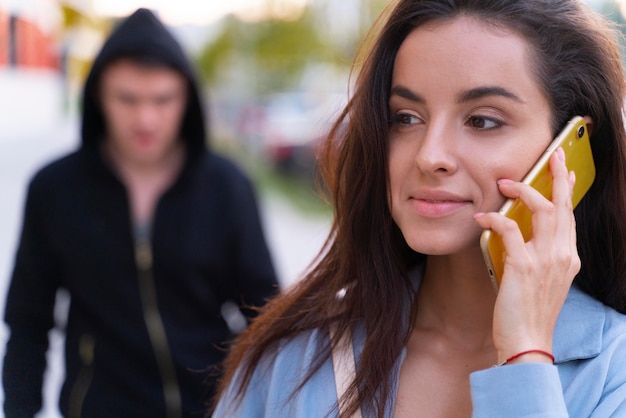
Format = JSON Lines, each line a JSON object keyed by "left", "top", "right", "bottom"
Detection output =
{"left": 3, "top": 8, "right": 278, "bottom": 418}
{"left": 82, "top": 8, "right": 206, "bottom": 156}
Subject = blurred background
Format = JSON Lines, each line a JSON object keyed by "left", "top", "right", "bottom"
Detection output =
{"left": 0, "top": 0, "right": 623, "bottom": 416}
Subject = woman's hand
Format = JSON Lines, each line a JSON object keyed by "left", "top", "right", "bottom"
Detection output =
{"left": 474, "top": 147, "right": 580, "bottom": 365}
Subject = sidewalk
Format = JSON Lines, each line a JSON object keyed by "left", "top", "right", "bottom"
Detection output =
{"left": 0, "top": 69, "right": 69, "bottom": 145}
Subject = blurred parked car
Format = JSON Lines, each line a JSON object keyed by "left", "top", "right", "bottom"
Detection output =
{"left": 248, "top": 91, "right": 346, "bottom": 178}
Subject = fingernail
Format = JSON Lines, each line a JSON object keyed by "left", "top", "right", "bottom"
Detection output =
{"left": 474, "top": 212, "right": 485, "bottom": 219}
{"left": 557, "top": 147, "right": 565, "bottom": 162}
{"left": 497, "top": 179, "right": 514, "bottom": 186}
{"left": 570, "top": 171, "right": 576, "bottom": 186}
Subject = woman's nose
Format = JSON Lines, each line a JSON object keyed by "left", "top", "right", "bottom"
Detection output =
{"left": 414, "top": 122, "right": 458, "bottom": 175}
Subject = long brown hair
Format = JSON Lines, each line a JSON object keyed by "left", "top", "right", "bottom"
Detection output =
{"left": 213, "top": 1, "right": 626, "bottom": 416}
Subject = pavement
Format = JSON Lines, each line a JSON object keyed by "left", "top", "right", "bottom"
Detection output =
{"left": 0, "top": 70, "right": 330, "bottom": 417}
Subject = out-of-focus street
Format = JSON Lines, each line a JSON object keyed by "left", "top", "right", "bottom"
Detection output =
{"left": 0, "top": 70, "right": 330, "bottom": 417}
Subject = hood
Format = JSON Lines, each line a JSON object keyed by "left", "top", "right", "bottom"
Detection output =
{"left": 80, "top": 8, "right": 207, "bottom": 154}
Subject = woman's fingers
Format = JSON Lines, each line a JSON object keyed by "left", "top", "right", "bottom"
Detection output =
{"left": 550, "top": 147, "right": 574, "bottom": 211}
{"left": 500, "top": 151, "right": 577, "bottom": 269}
{"left": 474, "top": 147, "right": 580, "bottom": 358}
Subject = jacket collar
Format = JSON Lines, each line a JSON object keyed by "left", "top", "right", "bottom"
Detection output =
{"left": 553, "top": 285, "right": 605, "bottom": 362}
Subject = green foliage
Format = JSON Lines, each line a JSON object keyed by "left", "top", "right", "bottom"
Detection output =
{"left": 196, "top": 0, "right": 394, "bottom": 95}
{"left": 196, "top": 19, "right": 236, "bottom": 84}
{"left": 197, "top": 8, "right": 332, "bottom": 94}
{"left": 249, "top": 13, "right": 330, "bottom": 91}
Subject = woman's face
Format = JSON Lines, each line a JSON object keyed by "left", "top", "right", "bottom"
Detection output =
{"left": 388, "top": 16, "right": 553, "bottom": 256}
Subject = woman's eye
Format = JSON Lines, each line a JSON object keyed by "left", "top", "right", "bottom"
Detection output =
{"left": 467, "top": 116, "right": 501, "bottom": 130}
{"left": 391, "top": 112, "right": 422, "bottom": 126}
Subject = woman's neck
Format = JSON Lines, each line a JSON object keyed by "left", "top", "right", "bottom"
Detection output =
{"left": 414, "top": 250, "right": 497, "bottom": 348}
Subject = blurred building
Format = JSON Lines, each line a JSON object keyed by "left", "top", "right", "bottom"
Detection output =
{"left": 0, "top": 0, "right": 113, "bottom": 133}
{"left": 0, "top": 0, "right": 60, "bottom": 71}
{"left": 0, "top": 0, "right": 63, "bottom": 141}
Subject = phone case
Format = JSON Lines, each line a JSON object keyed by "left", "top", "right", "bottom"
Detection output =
{"left": 480, "top": 116, "right": 595, "bottom": 291}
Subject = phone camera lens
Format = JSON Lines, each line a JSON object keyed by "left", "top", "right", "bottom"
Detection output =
{"left": 577, "top": 126, "right": 585, "bottom": 139}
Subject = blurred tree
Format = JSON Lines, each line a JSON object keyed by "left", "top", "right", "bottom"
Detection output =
{"left": 197, "top": 0, "right": 388, "bottom": 95}
{"left": 198, "top": 7, "right": 329, "bottom": 95}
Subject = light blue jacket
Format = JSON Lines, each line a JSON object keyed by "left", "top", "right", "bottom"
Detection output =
{"left": 213, "top": 285, "right": 626, "bottom": 417}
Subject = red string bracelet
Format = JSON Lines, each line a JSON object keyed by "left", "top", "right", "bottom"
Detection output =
{"left": 497, "top": 349, "right": 555, "bottom": 367}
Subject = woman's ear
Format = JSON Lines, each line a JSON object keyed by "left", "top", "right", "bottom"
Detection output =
{"left": 583, "top": 115, "right": 594, "bottom": 135}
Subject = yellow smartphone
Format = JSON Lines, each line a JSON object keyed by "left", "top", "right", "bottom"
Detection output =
{"left": 479, "top": 116, "right": 595, "bottom": 292}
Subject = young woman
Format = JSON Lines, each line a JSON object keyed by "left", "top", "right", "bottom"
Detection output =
{"left": 212, "top": 0, "right": 626, "bottom": 416}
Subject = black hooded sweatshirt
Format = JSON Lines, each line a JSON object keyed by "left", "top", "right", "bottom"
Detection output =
{"left": 3, "top": 8, "right": 278, "bottom": 417}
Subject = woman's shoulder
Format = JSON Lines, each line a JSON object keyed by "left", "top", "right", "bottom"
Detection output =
{"left": 214, "top": 327, "right": 343, "bottom": 417}
{"left": 549, "top": 286, "right": 626, "bottom": 416}
{"left": 272, "top": 327, "right": 330, "bottom": 367}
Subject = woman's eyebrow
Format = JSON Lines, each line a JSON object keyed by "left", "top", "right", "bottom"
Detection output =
{"left": 390, "top": 86, "right": 425, "bottom": 103}
{"left": 457, "top": 86, "right": 525, "bottom": 104}
{"left": 389, "top": 85, "right": 525, "bottom": 104}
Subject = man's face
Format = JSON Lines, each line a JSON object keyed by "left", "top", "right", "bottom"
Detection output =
{"left": 99, "top": 59, "right": 188, "bottom": 167}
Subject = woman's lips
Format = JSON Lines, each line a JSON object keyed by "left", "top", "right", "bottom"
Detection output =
{"left": 409, "top": 196, "right": 471, "bottom": 217}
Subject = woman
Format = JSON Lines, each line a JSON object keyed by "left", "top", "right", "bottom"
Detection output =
{"left": 213, "top": 0, "right": 626, "bottom": 416}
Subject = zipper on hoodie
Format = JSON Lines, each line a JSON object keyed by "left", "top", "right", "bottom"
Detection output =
{"left": 68, "top": 334, "right": 95, "bottom": 418}
{"left": 135, "top": 236, "right": 183, "bottom": 418}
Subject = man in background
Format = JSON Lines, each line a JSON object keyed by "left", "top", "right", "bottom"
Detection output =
{"left": 3, "top": 8, "right": 278, "bottom": 417}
